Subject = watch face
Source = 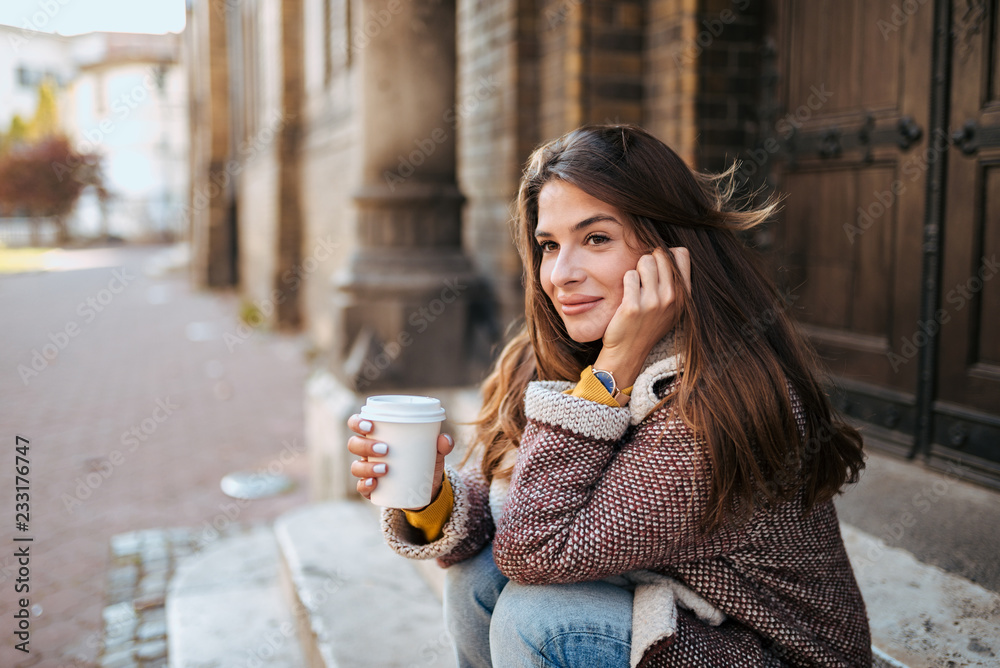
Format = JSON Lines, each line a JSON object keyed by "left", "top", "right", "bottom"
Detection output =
{"left": 593, "top": 370, "right": 615, "bottom": 393}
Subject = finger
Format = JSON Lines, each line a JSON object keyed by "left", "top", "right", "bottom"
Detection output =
{"left": 351, "top": 459, "right": 389, "bottom": 479}
{"left": 651, "top": 248, "right": 674, "bottom": 302}
{"left": 356, "top": 477, "right": 376, "bottom": 499}
{"left": 636, "top": 254, "right": 662, "bottom": 308}
{"left": 621, "top": 269, "right": 641, "bottom": 312}
{"left": 347, "top": 414, "right": 375, "bottom": 435}
{"left": 635, "top": 253, "right": 660, "bottom": 286}
{"left": 669, "top": 247, "right": 692, "bottom": 294}
{"left": 347, "top": 435, "right": 389, "bottom": 458}
{"left": 437, "top": 433, "right": 455, "bottom": 456}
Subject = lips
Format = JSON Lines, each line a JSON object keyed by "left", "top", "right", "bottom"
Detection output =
{"left": 558, "top": 296, "right": 602, "bottom": 316}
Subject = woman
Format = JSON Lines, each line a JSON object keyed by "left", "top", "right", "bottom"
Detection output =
{"left": 348, "top": 125, "right": 871, "bottom": 667}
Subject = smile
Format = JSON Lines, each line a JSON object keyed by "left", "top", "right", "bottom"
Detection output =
{"left": 559, "top": 298, "right": 602, "bottom": 315}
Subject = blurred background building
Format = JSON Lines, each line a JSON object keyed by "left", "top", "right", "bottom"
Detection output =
{"left": 0, "top": 25, "right": 187, "bottom": 244}
{"left": 1, "top": 1, "right": 998, "bottom": 665}
{"left": 184, "top": 0, "right": 999, "bottom": 497}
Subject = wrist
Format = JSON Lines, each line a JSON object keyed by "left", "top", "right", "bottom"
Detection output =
{"left": 593, "top": 351, "right": 644, "bottom": 390}
{"left": 406, "top": 471, "right": 444, "bottom": 512}
{"left": 590, "top": 367, "right": 630, "bottom": 406}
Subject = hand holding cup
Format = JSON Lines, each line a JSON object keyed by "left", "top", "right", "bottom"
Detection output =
{"left": 347, "top": 395, "right": 453, "bottom": 509}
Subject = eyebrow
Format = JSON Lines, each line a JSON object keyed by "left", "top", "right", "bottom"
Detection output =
{"left": 535, "top": 214, "right": 622, "bottom": 238}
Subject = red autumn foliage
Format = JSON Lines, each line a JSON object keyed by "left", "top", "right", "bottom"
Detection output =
{"left": 0, "top": 135, "right": 105, "bottom": 219}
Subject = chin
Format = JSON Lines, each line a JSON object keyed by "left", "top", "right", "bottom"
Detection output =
{"left": 564, "top": 322, "right": 609, "bottom": 344}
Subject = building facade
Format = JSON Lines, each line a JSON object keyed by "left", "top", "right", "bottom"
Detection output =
{"left": 0, "top": 26, "right": 188, "bottom": 243}
{"left": 186, "top": 0, "right": 1000, "bottom": 493}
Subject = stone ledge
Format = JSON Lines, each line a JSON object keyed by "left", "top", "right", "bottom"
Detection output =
{"left": 273, "top": 500, "right": 452, "bottom": 668}
{"left": 165, "top": 525, "right": 305, "bottom": 668}
{"left": 843, "top": 523, "right": 1000, "bottom": 668}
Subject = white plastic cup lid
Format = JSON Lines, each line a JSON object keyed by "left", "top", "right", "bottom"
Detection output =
{"left": 359, "top": 395, "right": 446, "bottom": 423}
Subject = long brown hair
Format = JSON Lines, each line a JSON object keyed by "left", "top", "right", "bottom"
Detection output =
{"left": 469, "top": 124, "right": 865, "bottom": 531}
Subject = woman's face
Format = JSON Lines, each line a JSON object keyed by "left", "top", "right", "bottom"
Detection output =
{"left": 535, "top": 180, "right": 645, "bottom": 343}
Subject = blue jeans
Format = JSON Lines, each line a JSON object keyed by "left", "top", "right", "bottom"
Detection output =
{"left": 443, "top": 545, "right": 632, "bottom": 667}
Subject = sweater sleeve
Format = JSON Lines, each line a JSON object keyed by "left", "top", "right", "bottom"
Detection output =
{"left": 492, "top": 377, "right": 749, "bottom": 585}
{"left": 567, "top": 365, "right": 633, "bottom": 407}
{"left": 381, "top": 462, "right": 495, "bottom": 567}
{"left": 402, "top": 474, "right": 454, "bottom": 542}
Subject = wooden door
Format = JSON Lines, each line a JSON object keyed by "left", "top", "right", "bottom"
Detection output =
{"left": 767, "top": 0, "right": 935, "bottom": 454}
{"left": 931, "top": 0, "right": 1000, "bottom": 483}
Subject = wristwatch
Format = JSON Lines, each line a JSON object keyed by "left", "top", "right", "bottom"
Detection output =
{"left": 592, "top": 368, "right": 630, "bottom": 406}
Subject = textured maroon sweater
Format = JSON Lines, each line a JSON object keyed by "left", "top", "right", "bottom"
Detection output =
{"left": 382, "top": 337, "right": 872, "bottom": 667}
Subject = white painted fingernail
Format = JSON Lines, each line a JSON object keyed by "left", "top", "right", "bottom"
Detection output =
{"left": 359, "top": 420, "right": 373, "bottom": 432}
{"left": 372, "top": 442, "right": 388, "bottom": 455}
{"left": 444, "top": 434, "right": 454, "bottom": 446}
{"left": 373, "top": 463, "right": 386, "bottom": 474}
{"left": 365, "top": 478, "right": 374, "bottom": 487}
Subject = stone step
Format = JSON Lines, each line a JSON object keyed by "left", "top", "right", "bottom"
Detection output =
{"left": 166, "top": 525, "right": 306, "bottom": 667}
{"left": 274, "top": 500, "right": 451, "bottom": 668}
{"left": 160, "top": 503, "right": 998, "bottom": 668}
{"left": 842, "top": 524, "right": 1000, "bottom": 668}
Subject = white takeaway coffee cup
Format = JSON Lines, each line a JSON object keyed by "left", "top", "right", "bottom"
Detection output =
{"left": 359, "top": 395, "right": 447, "bottom": 509}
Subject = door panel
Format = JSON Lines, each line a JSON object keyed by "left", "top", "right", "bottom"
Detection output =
{"left": 769, "top": 0, "right": 1000, "bottom": 484}
{"left": 933, "top": 0, "right": 1000, "bottom": 480}
{"left": 770, "top": 0, "right": 933, "bottom": 443}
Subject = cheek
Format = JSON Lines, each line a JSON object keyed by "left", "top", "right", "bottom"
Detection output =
{"left": 539, "top": 259, "right": 555, "bottom": 296}
{"left": 601, "top": 268, "right": 630, "bottom": 304}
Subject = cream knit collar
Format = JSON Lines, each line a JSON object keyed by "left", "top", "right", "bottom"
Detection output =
{"left": 629, "top": 328, "right": 685, "bottom": 426}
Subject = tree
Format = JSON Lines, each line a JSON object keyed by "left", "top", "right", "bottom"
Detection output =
{"left": 0, "top": 136, "right": 105, "bottom": 245}
{"left": 27, "top": 78, "right": 60, "bottom": 141}
{"left": 1, "top": 115, "right": 29, "bottom": 155}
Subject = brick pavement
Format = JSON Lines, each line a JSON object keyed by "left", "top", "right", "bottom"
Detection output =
{"left": 0, "top": 244, "right": 312, "bottom": 667}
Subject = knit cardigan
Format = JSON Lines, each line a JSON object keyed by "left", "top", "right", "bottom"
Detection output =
{"left": 381, "top": 334, "right": 872, "bottom": 667}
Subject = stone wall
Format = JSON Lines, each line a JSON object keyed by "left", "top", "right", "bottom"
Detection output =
{"left": 456, "top": 0, "right": 537, "bottom": 334}
{"left": 645, "top": 0, "right": 699, "bottom": 163}
{"left": 189, "top": 0, "right": 767, "bottom": 364}
{"left": 186, "top": 0, "right": 237, "bottom": 288}
{"left": 694, "top": 0, "right": 765, "bottom": 171}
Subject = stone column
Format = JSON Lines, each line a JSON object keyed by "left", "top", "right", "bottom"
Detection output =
{"left": 335, "top": 0, "right": 480, "bottom": 391}
{"left": 187, "top": 0, "right": 236, "bottom": 288}
{"left": 308, "top": 0, "right": 489, "bottom": 502}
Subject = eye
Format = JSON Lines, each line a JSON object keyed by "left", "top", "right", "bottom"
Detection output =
{"left": 586, "top": 233, "right": 611, "bottom": 246}
{"left": 537, "top": 240, "right": 558, "bottom": 253}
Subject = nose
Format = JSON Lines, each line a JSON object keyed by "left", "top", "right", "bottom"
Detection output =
{"left": 549, "top": 246, "right": 585, "bottom": 286}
